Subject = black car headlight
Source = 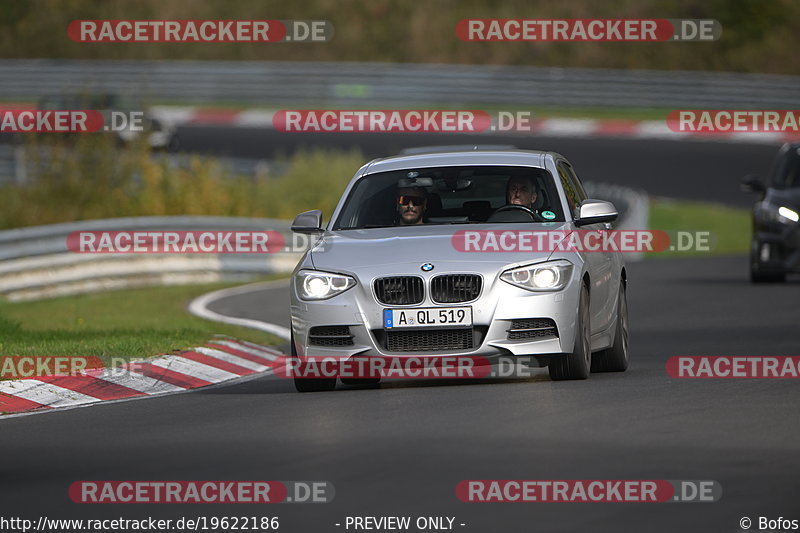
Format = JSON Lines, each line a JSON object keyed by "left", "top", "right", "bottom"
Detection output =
{"left": 759, "top": 204, "right": 799, "bottom": 225}
{"left": 296, "top": 270, "right": 356, "bottom": 300}
{"left": 500, "top": 260, "right": 573, "bottom": 292}
{"left": 777, "top": 206, "right": 799, "bottom": 223}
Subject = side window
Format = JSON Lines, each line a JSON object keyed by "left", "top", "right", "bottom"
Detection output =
{"left": 562, "top": 162, "right": 588, "bottom": 202}
{"left": 557, "top": 162, "right": 580, "bottom": 216}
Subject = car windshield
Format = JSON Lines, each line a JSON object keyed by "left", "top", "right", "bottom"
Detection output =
{"left": 770, "top": 148, "right": 800, "bottom": 189}
{"left": 332, "top": 165, "right": 565, "bottom": 230}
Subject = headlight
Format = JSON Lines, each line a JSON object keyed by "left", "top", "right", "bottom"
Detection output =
{"left": 778, "top": 206, "right": 799, "bottom": 223}
{"left": 500, "top": 260, "right": 573, "bottom": 292}
{"left": 760, "top": 204, "right": 799, "bottom": 225}
{"left": 296, "top": 270, "right": 356, "bottom": 300}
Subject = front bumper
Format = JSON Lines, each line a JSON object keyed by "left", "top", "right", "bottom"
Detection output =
{"left": 290, "top": 269, "right": 582, "bottom": 362}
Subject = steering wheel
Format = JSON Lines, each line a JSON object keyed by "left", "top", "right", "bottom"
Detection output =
{"left": 491, "top": 204, "right": 546, "bottom": 222}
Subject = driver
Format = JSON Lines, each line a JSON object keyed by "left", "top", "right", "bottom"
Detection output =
{"left": 506, "top": 175, "right": 538, "bottom": 210}
{"left": 396, "top": 186, "right": 427, "bottom": 225}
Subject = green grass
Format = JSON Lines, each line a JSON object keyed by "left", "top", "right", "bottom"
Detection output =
{"left": 0, "top": 280, "right": 287, "bottom": 368}
{"left": 647, "top": 198, "right": 751, "bottom": 257}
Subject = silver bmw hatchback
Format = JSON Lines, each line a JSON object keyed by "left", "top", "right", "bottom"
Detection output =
{"left": 289, "top": 148, "right": 629, "bottom": 392}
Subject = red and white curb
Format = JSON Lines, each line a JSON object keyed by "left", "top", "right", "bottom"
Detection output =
{"left": 0, "top": 337, "right": 287, "bottom": 416}
{"left": 150, "top": 106, "right": 800, "bottom": 145}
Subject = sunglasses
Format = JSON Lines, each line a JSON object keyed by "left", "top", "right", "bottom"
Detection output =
{"left": 398, "top": 195, "right": 426, "bottom": 206}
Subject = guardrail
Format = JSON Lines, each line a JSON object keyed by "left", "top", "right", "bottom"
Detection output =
{"left": 1, "top": 59, "right": 798, "bottom": 109}
{"left": 0, "top": 216, "right": 302, "bottom": 301}
{"left": 0, "top": 182, "right": 646, "bottom": 301}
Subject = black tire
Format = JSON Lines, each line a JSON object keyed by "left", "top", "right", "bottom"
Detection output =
{"left": 750, "top": 241, "right": 786, "bottom": 283}
{"left": 549, "top": 284, "right": 591, "bottom": 381}
{"left": 750, "top": 268, "right": 786, "bottom": 283}
{"left": 291, "top": 332, "right": 336, "bottom": 393}
{"left": 591, "top": 281, "right": 629, "bottom": 373}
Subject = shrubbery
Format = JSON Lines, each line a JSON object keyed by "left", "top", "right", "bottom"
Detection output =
{"left": 0, "top": 133, "right": 364, "bottom": 228}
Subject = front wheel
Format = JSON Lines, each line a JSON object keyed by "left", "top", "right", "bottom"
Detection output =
{"left": 549, "top": 284, "right": 591, "bottom": 381}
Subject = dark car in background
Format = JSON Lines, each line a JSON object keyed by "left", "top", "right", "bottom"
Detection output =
{"left": 37, "top": 92, "right": 177, "bottom": 150}
{"left": 741, "top": 143, "right": 800, "bottom": 282}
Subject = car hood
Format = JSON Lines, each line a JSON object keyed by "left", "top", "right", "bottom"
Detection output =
{"left": 309, "top": 223, "right": 573, "bottom": 271}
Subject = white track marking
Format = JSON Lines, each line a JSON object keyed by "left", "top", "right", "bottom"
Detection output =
{"left": 188, "top": 280, "right": 291, "bottom": 339}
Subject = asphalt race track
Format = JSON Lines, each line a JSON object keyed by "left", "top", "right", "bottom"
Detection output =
{"left": 1, "top": 138, "right": 798, "bottom": 533}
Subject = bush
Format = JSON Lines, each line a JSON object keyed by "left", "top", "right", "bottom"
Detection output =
{"left": 0, "top": 133, "right": 365, "bottom": 228}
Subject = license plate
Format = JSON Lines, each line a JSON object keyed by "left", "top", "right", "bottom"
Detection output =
{"left": 383, "top": 307, "right": 472, "bottom": 329}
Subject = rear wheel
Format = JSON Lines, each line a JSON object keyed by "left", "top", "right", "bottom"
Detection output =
{"left": 291, "top": 332, "right": 337, "bottom": 393}
{"left": 549, "top": 284, "right": 591, "bottom": 381}
{"left": 591, "top": 281, "right": 629, "bottom": 373}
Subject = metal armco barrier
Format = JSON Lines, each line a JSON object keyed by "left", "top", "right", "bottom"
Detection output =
{"left": 0, "top": 216, "right": 303, "bottom": 301}
{"left": 0, "top": 59, "right": 797, "bottom": 109}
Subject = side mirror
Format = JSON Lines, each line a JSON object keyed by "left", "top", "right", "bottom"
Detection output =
{"left": 574, "top": 199, "right": 618, "bottom": 227}
{"left": 291, "top": 210, "right": 323, "bottom": 233}
{"left": 740, "top": 175, "right": 766, "bottom": 194}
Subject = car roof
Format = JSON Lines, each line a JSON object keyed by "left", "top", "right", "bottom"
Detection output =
{"left": 362, "top": 149, "right": 558, "bottom": 175}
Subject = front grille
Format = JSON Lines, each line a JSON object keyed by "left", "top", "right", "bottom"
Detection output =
{"left": 374, "top": 276, "right": 424, "bottom": 305}
{"left": 309, "top": 325, "right": 354, "bottom": 346}
{"left": 507, "top": 319, "right": 558, "bottom": 340}
{"left": 386, "top": 328, "right": 474, "bottom": 352}
{"left": 431, "top": 274, "right": 482, "bottom": 303}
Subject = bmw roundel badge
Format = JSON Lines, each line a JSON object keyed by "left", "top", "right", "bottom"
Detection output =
{"left": 421, "top": 263, "right": 434, "bottom": 272}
